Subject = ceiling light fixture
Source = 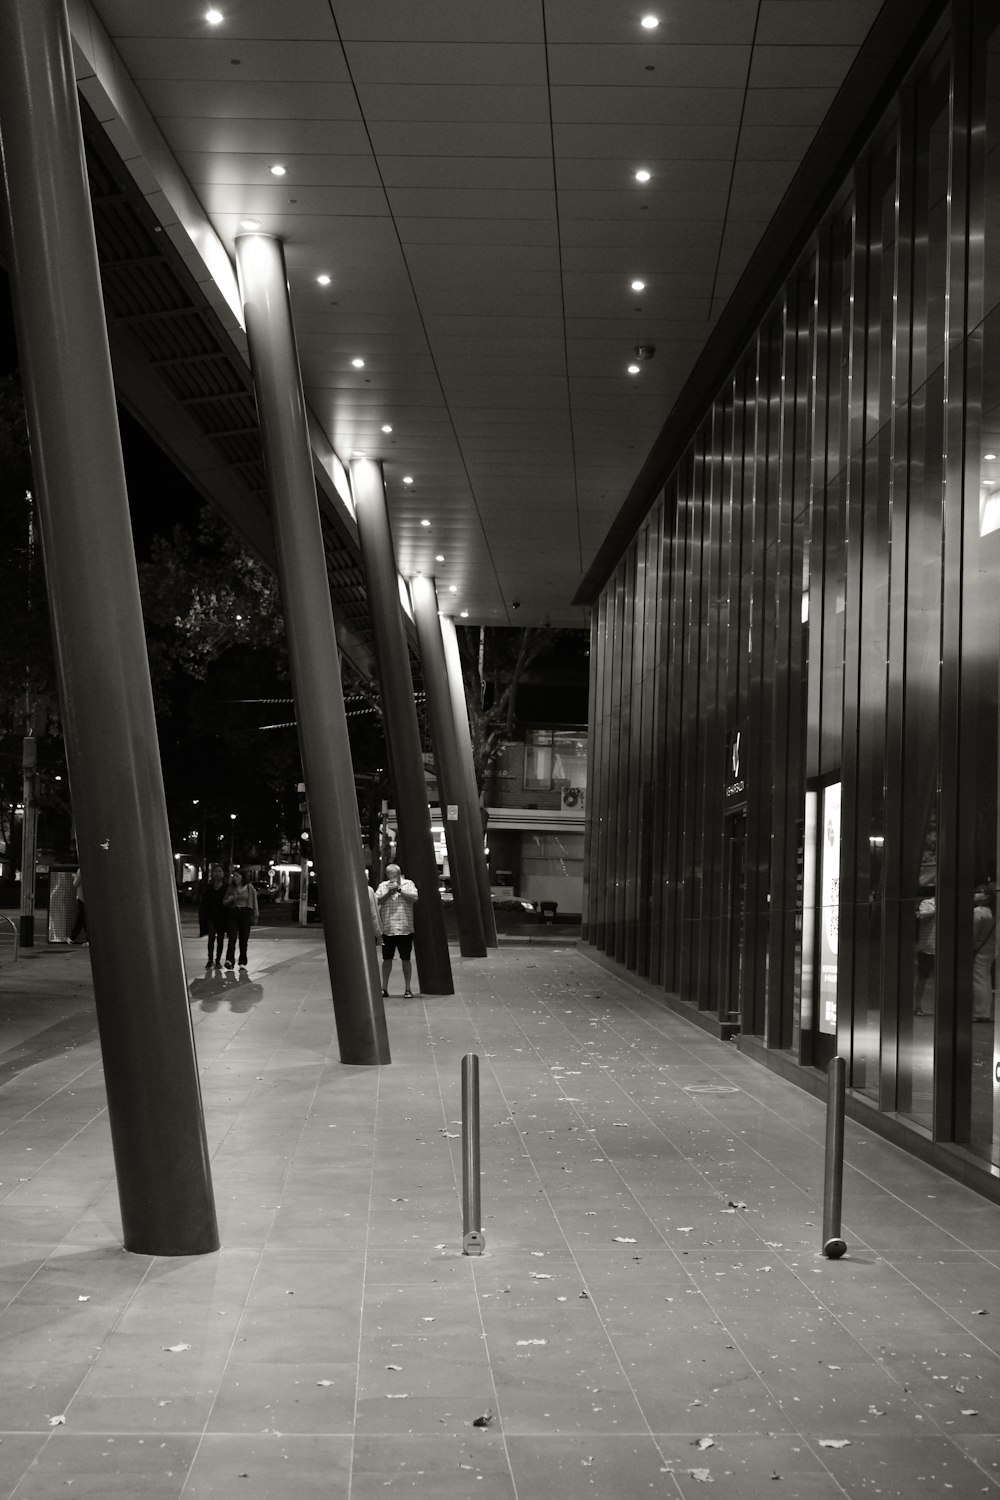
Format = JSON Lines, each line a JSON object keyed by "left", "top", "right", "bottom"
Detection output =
{"left": 460, "top": 610, "right": 469, "bottom": 618}
{"left": 316, "top": 273, "right": 331, "bottom": 286}
{"left": 641, "top": 14, "right": 660, "bottom": 27}
{"left": 631, "top": 278, "right": 645, "bottom": 291}
{"left": 435, "top": 554, "right": 445, "bottom": 562}
{"left": 403, "top": 475, "right": 414, "bottom": 485}
{"left": 449, "top": 585, "right": 458, "bottom": 593}
{"left": 986, "top": 452, "right": 997, "bottom": 461}
{"left": 239, "top": 218, "right": 261, "bottom": 230}
{"left": 634, "top": 169, "right": 651, "bottom": 183}
{"left": 206, "top": 8, "right": 224, "bottom": 23}
{"left": 351, "top": 357, "right": 365, "bottom": 368}
{"left": 381, "top": 423, "right": 393, "bottom": 433}
{"left": 628, "top": 363, "right": 641, "bottom": 375}
{"left": 269, "top": 164, "right": 287, "bottom": 177}
{"left": 420, "top": 518, "right": 431, "bottom": 528}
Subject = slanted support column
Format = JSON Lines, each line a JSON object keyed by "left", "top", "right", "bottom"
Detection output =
{"left": 350, "top": 458, "right": 454, "bottom": 994}
{"left": 235, "top": 232, "right": 389, "bottom": 1065}
{"left": 0, "top": 0, "right": 218, "bottom": 1253}
{"left": 440, "top": 615, "right": 498, "bottom": 947}
{"left": 410, "top": 577, "right": 487, "bottom": 958}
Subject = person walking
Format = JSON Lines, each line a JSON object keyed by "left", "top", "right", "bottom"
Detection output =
{"left": 368, "top": 883, "right": 382, "bottom": 945}
{"left": 69, "top": 867, "right": 86, "bottom": 944}
{"left": 223, "top": 868, "right": 259, "bottom": 969}
{"left": 375, "top": 862, "right": 417, "bottom": 997}
{"left": 973, "top": 889, "right": 996, "bottom": 1023}
{"left": 198, "top": 863, "right": 228, "bottom": 967}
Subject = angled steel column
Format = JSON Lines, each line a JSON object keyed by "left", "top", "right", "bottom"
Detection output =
{"left": 0, "top": 0, "right": 218, "bottom": 1254}
{"left": 440, "top": 615, "right": 498, "bottom": 947}
{"left": 235, "top": 233, "right": 389, "bottom": 1064}
{"left": 410, "top": 576, "right": 487, "bottom": 957}
{"left": 350, "top": 458, "right": 453, "bottom": 995}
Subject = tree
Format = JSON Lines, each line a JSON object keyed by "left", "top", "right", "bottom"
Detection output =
{"left": 137, "top": 506, "right": 286, "bottom": 696}
{"left": 454, "top": 625, "right": 562, "bottom": 792}
{"left": 0, "top": 376, "right": 63, "bottom": 864}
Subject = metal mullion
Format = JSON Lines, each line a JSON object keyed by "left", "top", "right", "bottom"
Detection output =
{"left": 613, "top": 549, "right": 637, "bottom": 964}
{"left": 623, "top": 529, "right": 648, "bottom": 971}
{"left": 743, "top": 328, "right": 771, "bottom": 1036}
{"left": 768, "top": 286, "right": 806, "bottom": 1051}
{"left": 582, "top": 596, "right": 604, "bottom": 943}
{"left": 663, "top": 478, "right": 689, "bottom": 992}
{"left": 636, "top": 508, "right": 661, "bottom": 978}
{"left": 603, "top": 566, "right": 627, "bottom": 952}
{"left": 838, "top": 173, "right": 872, "bottom": 1086}
{"left": 648, "top": 498, "right": 670, "bottom": 986}
{"left": 939, "top": 2, "right": 978, "bottom": 1142}
{"left": 679, "top": 441, "right": 707, "bottom": 1005}
{"left": 881, "top": 87, "right": 917, "bottom": 1117}
{"left": 695, "top": 402, "right": 727, "bottom": 1017}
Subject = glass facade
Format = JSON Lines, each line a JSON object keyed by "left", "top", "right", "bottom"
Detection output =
{"left": 585, "top": 1, "right": 1000, "bottom": 1187}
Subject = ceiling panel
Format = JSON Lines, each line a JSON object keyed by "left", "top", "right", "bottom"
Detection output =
{"left": 342, "top": 42, "right": 547, "bottom": 87}
{"left": 93, "top": 1, "right": 339, "bottom": 40}
{"left": 756, "top": 1, "right": 884, "bottom": 46}
{"left": 115, "top": 38, "right": 350, "bottom": 82}
{"left": 542, "top": 1, "right": 759, "bottom": 46}
{"left": 139, "top": 78, "right": 363, "bottom": 119}
{"left": 84, "top": 0, "right": 885, "bottom": 626}
{"left": 355, "top": 85, "right": 548, "bottom": 122}
{"left": 332, "top": 1, "right": 544, "bottom": 44}
{"left": 379, "top": 157, "right": 554, "bottom": 192}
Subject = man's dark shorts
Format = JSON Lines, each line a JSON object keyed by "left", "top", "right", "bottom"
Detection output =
{"left": 382, "top": 934, "right": 413, "bottom": 962}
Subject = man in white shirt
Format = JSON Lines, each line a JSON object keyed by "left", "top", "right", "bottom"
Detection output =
{"left": 375, "top": 863, "right": 418, "bottom": 997}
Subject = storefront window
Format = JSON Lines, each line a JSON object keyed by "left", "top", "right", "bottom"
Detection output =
{"left": 523, "top": 729, "right": 587, "bottom": 805}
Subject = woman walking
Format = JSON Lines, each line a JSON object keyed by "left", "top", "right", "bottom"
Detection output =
{"left": 223, "top": 868, "right": 259, "bottom": 969}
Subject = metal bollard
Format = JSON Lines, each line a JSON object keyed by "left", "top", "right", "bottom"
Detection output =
{"left": 462, "top": 1053, "right": 485, "bottom": 1255}
{"left": 822, "top": 1055, "right": 848, "bottom": 1259}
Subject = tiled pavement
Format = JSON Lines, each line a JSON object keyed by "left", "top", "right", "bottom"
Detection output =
{"left": 2, "top": 923, "right": 1000, "bottom": 1496}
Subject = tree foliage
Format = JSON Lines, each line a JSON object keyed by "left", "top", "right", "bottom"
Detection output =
{"left": 138, "top": 507, "right": 286, "bottom": 695}
{"left": 455, "top": 624, "right": 562, "bottom": 791}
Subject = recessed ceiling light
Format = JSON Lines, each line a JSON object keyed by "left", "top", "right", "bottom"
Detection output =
{"left": 634, "top": 169, "right": 651, "bottom": 183}
{"left": 986, "top": 453, "right": 997, "bottom": 460}
{"left": 381, "top": 423, "right": 393, "bottom": 433}
{"left": 316, "top": 273, "right": 331, "bottom": 286}
{"left": 460, "top": 611, "right": 469, "bottom": 618}
{"left": 269, "top": 164, "right": 287, "bottom": 177}
{"left": 631, "top": 278, "right": 645, "bottom": 291}
{"left": 239, "top": 218, "right": 261, "bottom": 229}
{"left": 351, "top": 357, "right": 365, "bottom": 368}
{"left": 628, "top": 363, "right": 641, "bottom": 374}
{"left": 641, "top": 15, "right": 659, "bottom": 28}
{"left": 435, "top": 554, "right": 445, "bottom": 562}
{"left": 420, "top": 518, "right": 431, "bottom": 528}
{"left": 206, "top": 8, "right": 224, "bottom": 23}
{"left": 352, "top": 450, "right": 365, "bottom": 458}
{"left": 448, "top": 585, "right": 458, "bottom": 593}
{"left": 403, "top": 475, "right": 414, "bottom": 485}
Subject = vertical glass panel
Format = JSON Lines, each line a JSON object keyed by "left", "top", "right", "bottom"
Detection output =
{"left": 962, "top": 10, "right": 1000, "bottom": 1161}
{"left": 849, "top": 133, "right": 895, "bottom": 1099}
{"left": 895, "top": 53, "right": 949, "bottom": 1131}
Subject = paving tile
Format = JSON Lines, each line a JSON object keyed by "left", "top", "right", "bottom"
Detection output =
{"left": 182, "top": 1433, "right": 351, "bottom": 1496}
{"left": 506, "top": 1435, "right": 668, "bottom": 1497}
{"left": 12, "top": 1432, "right": 197, "bottom": 1498}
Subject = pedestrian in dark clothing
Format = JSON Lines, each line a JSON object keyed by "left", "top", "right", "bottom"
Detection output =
{"left": 70, "top": 868, "right": 87, "bottom": 944}
{"left": 223, "top": 868, "right": 259, "bottom": 968}
{"left": 198, "top": 863, "right": 228, "bottom": 967}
